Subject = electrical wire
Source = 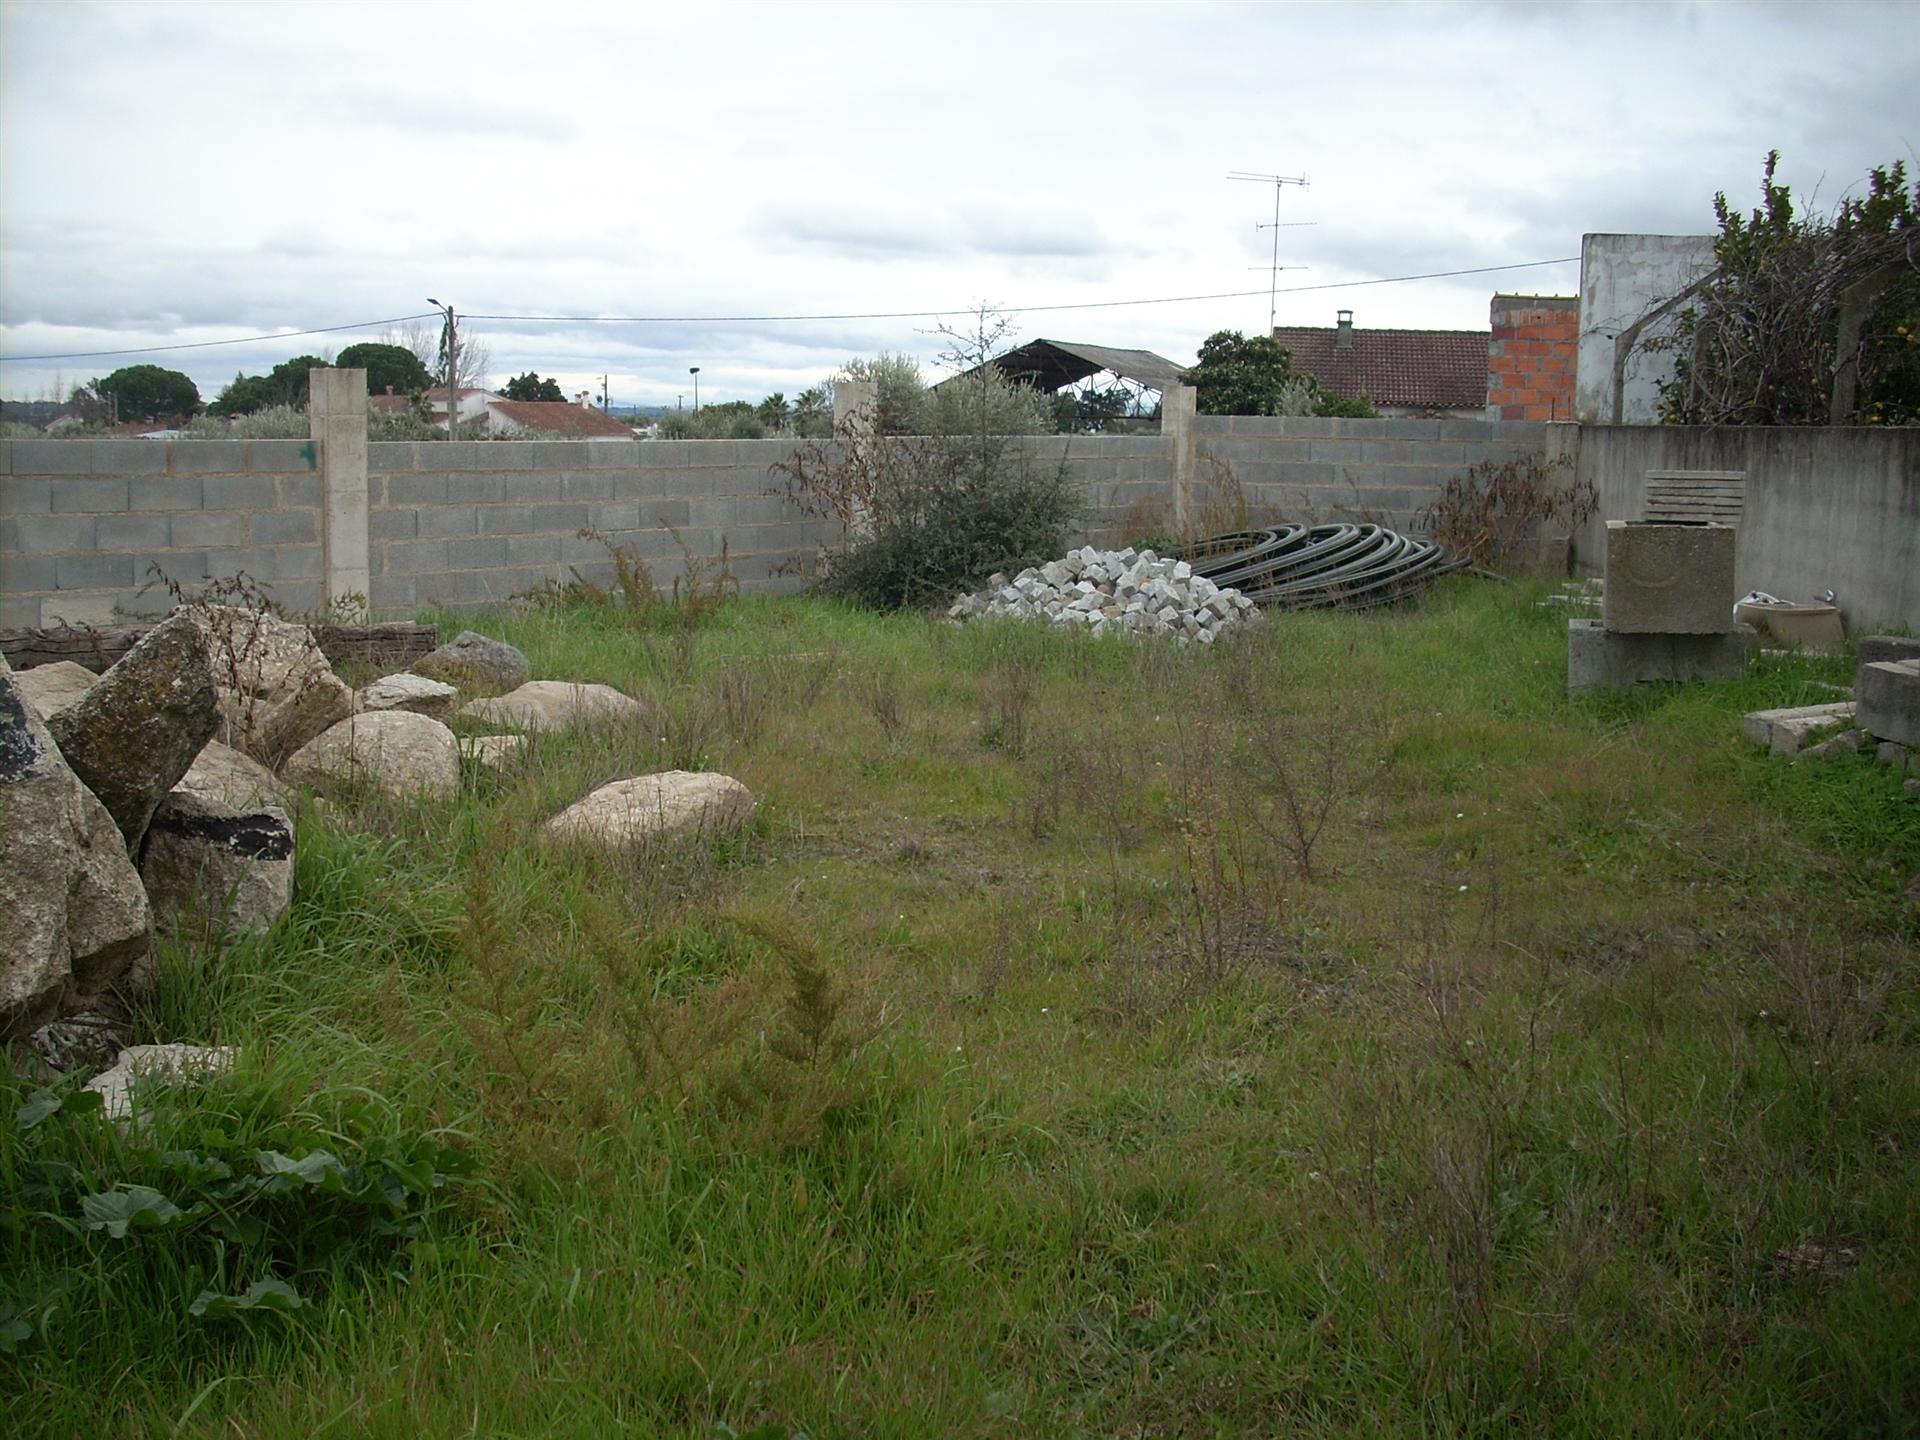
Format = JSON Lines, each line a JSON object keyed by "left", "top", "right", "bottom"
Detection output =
{"left": 0, "top": 257, "right": 1578, "bottom": 365}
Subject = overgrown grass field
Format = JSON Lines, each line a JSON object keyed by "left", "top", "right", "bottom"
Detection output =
{"left": 5, "top": 579, "right": 1917, "bottom": 1437}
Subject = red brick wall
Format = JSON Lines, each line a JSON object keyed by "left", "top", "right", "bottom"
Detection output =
{"left": 1487, "top": 295, "right": 1577, "bottom": 421}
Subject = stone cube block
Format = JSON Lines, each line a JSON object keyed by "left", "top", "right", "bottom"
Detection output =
{"left": 1601, "top": 521, "right": 1735, "bottom": 634}
{"left": 1855, "top": 659, "right": 1920, "bottom": 748}
{"left": 1568, "top": 618, "right": 1756, "bottom": 694}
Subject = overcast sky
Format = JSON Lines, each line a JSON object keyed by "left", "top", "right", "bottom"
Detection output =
{"left": 2, "top": 0, "right": 1914, "bottom": 409}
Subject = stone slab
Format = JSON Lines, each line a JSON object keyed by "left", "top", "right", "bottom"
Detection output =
{"left": 1568, "top": 618, "right": 1757, "bottom": 694}
{"left": 1602, "top": 521, "right": 1735, "bottom": 635}
{"left": 1741, "top": 701, "right": 1855, "bottom": 754}
{"left": 1855, "top": 659, "right": 1920, "bottom": 748}
{"left": 1857, "top": 635, "right": 1920, "bottom": 668}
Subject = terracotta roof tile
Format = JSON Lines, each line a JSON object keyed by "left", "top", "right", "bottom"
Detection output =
{"left": 487, "top": 400, "right": 636, "bottom": 438}
{"left": 1271, "top": 325, "right": 1489, "bottom": 410}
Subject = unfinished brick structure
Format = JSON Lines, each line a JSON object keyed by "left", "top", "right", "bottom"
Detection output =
{"left": 1488, "top": 295, "right": 1578, "bottom": 421}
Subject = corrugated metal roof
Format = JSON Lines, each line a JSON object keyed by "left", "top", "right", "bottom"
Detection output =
{"left": 953, "top": 338, "right": 1189, "bottom": 393}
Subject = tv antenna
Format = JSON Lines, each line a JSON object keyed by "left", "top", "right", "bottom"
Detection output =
{"left": 1230, "top": 170, "right": 1310, "bottom": 333}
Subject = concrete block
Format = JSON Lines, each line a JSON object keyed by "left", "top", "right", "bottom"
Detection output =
{"left": 478, "top": 505, "right": 534, "bottom": 535}
{"left": 385, "top": 541, "right": 450, "bottom": 575}
{"left": 446, "top": 472, "right": 507, "bottom": 504}
{"left": 1878, "top": 740, "right": 1910, "bottom": 768}
{"left": 1568, "top": 618, "right": 1757, "bottom": 694}
{"left": 96, "top": 440, "right": 167, "bottom": 473}
{"left": 0, "top": 594, "right": 42, "bottom": 627}
{"left": 0, "top": 441, "right": 10, "bottom": 475}
{"left": 531, "top": 502, "right": 590, "bottom": 532}
{"left": 370, "top": 509, "right": 417, "bottom": 540}
{"left": 250, "top": 440, "right": 318, "bottom": 472}
{"left": 0, "top": 554, "right": 56, "bottom": 591}
{"left": 506, "top": 533, "right": 562, "bottom": 566}
{"left": 55, "top": 553, "right": 135, "bottom": 590}
{"left": 41, "top": 592, "right": 119, "bottom": 627}
{"left": 171, "top": 441, "right": 248, "bottom": 474}
{"left": 1854, "top": 660, "right": 1920, "bottom": 747}
{"left": 416, "top": 443, "right": 491, "bottom": 473}
{"left": 1857, "top": 636, "right": 1920, "bottom": 667}
{"left": 128, "top": 476, "right": 202, "bottom": 511}
{"left": 586, "top": 440, "right": 643, "bottom": 469}
{"left": 11, "top": 440, "right": 92, "bottom": 475}
{"left": 416, "top": 506, "right": 479, "bottom": 539}
{"left": 262, "top": 579, "right": 320, "bottom": 615}
{"left": 170, "top": 511, "right": 250, "bottom": 549}
{"left": 2, "top": 478, "right": 52, "bottom": 513}
{"left": 250, "top": 510, "right": 319, "bottom": 545}
{"left": 561, "top": 471, "right": 613, "bottom": 500}
{"left": 369, "top": 574, "right": 417, "bottom": 613}
{"left": 1740, "top": 701, "right": 1856, "bottom": 754}
{"left": 448, "top": 536, "right": 508, "bottom": 569}
{"left": 589, "top": 502, "right": 641, "bottom": 532}
{"left": 1602, "top": 522, "right": 1735, "bottom": 634}
{"left": 96, "top": 513, "right": 172, "bottom": 550}
{"left": 387, "top": 472, "right": 448, "bottom": 505}
{"left": 533, "top": 442, "right": 592, "bottom": 471}
{"left": 15, "top": 515, "right": 95, "bottom": 551}
{"left": 276, "top": 474, "right": 321, "bottom": 508}
{"left": 50, "top": 478, "right": 129, "bottom": 513}
{"left": 201, "top": 474, "right": 276, "bottom": 510}
{"left": 649, "top": 499, "right": 692, "bottom": 530}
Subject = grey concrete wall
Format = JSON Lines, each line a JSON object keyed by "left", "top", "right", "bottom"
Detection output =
{"left": 1573, "top": 425, "right": 1920, "bottom": 632}
{"left": 365, "top": 439, "right": 843, "bottom": 611}
{"left": 1575, "top": 233, "right": 1717, "bottom": 424}
{"left": 0, "top": 438, "right": 325, "bottom": 627}
{"left": 1178, "top": 415, "right": 1550, "bottom": 535}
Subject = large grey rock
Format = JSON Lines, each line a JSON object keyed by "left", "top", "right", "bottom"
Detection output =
{"left": 174, "top": 740, "right": 292, "bottom": 813}
{"left": 357, "top": 672, "right": 459, "bottom": 721}
{"left": 84, "top": 1043, "right": 236, "bottom": 1122}
{"left": 459, "top": 733, "right": 529, "bottom": 773}
{"left": 12, "top": 661, "right": 100, "bottom": 719}
{"left": 542, "top": 771, "right": 755, "bottom": 850}
{"left": 140, "top": 793, "right": 294, "bottom": 939}
{"left": 189, "top": 605, "right": 354, "bottom": 769}
{"left": 48, "top": 610, "right": 219, "bottom": 848}
{"left": 460, "top": 680, "right": 650, "bottom": 732}
{"left": 282, "top": 710, "right": 460, "bottom": 799}
{"left": 0, "top": 663, "right": 152, "bottom": 1040}
{"left": 412, "top": 630, "right": 530, "bottom": 697}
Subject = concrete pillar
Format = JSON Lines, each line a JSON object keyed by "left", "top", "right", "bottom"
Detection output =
{"left": 309, "top": 368, "right": 369, "bottom": 613}
{"left": 832, "top": 380, "right": 878, "bottom": 539}
{"left": 1162, "top": 382, "right": 1196, "bottom": 540}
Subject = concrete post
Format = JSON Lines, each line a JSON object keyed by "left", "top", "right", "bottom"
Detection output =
{"left": 1162, "top": 382, "right": 1196, "bottom": 540}
{"left": 832, "top": 380, "right": 878, "bottom": 538}
{"left": 309, "top": 368, "right": 370, "bottom": 613}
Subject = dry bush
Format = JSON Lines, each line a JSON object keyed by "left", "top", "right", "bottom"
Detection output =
{"left": 1420, "top": 454, "right": 1596, "bottom": 574}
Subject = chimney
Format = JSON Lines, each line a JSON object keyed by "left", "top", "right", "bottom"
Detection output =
{"left": 577, "top": 390, "right": 590, "bottom": 408}
{"left": 1336, "top": 310, "right": 1354, "bottom": 349}
{"left": 385, "top": 384, "right": 395, "bottom": 395}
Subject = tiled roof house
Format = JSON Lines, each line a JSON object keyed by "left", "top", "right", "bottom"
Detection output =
{"left": 485, "top": 398, "right": 636, "bottom": 439}
{"left": 1271, "top": 311, "right": 1489, "bottom": 417}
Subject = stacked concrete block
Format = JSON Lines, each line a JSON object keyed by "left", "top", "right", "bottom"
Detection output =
{"left": 1855, "top": 660, "right": 1920, "bottom": 749}
{"left": 1570, "top": 521, "right": 1752, "bottom": 693}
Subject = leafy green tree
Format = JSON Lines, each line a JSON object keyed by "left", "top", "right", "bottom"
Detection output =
{"left": 334, "top": 342, "right": 434, "bottom": 396}
{"left": 1184, "top": 329, "right": 1378, "bottom": 418}
{"left": 90, "top": 365, "right": 200, "bottom": 421}
{"left": 213, "top": 371, "right": 277, "bottom": 416}
{"left": 792, "top": 385, "right": 832, "bottom": 438}
{"left": 502, "top": 372, "right": 565, "bottom": 402}
{"left": 264, "top": 355, "right": 327, "bottom": 407}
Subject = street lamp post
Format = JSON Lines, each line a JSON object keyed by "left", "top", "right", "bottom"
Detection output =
{"left": 689, "top": 366, "right": 701, "bottom": 413}
{"left": 427, "top": 297, "right": 456, "bottom": 439}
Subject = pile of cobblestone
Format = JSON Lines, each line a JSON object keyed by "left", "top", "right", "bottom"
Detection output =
{"left": 948, "top": 546, "right": 1260, "bottom": 643}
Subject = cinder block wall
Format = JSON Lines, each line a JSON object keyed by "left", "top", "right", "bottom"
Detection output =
{"left": 0, "top": 438, "right": 324, "bottom": 627}
{"left": 1185, "top": 416, "right": 1551, "bottom": 534}
{"left": 365, "top": 439, "right": 844, "bottom": 611}
{"left": 1018, "top": 434, "right": 1173, "bottom": 543}
{"left": 1575, "top": 424, "right": 1920, "bottom": 632}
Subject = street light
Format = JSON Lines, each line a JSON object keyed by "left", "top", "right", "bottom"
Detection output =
{"left": 427, "top": 297, "right": 456, "bottom": 439}
{"left": 689, "top": 366, "right": 701, "bottom": 412}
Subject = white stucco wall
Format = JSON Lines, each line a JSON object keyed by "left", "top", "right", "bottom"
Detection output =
{"left": 1574, "top": 234, "right": 1717, "bottom": 424}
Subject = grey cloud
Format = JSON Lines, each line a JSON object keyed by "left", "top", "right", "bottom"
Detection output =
{"left": 310, "top": 86, "right": 579, "bottom": 143}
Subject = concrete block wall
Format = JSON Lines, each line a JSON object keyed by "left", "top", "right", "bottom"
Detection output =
{"left": 0, "top": 438, "right": 325, "bottom": 627}
{"left": 1015, "top": 434, "right": 1173, "bottom": 544}
{"left": 1184, "top": 416, "right": 1550, "bottom": 534}
{"left": 1574, "top": 424, "right": 1920, "bottom": 632}
{"left": 365, "top": 439, "right": 843, "bottom": 611}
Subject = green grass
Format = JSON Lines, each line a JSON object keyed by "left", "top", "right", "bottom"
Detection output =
{"left": 5, "top": 578, "right": 1917, "bottom": 1437}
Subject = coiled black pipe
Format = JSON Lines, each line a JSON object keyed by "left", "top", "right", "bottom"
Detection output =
{"left": 1173, "top": 524, "right": 1462, "bottom": 610}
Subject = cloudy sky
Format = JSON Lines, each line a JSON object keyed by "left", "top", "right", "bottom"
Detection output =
{"left": 2, "top": 0, "right": 1913, "bottom": 409}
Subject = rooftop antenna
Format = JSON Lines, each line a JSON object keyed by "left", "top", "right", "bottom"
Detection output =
{"left": 1229, "top": 170, "right": 1310, "bottom": 333}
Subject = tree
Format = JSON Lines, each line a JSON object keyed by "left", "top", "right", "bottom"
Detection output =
{"left": 1650, "top": 152, "right": 1920, "bottom": 426}
{"left": 792, "top": 386, "right": 832, "bottom": 438}
{"left": 264, "top": 354, "right": 327, "bottom": 407}
{"left": 503, "top": 372, "right": 565, "bottom": 402}
{"left": 90, "top": 365, "right": 200, "bottom": 422}
{"left": 756, "top": 392, "right": 792, "bottom": 431}
{"left": 213, "top": 371, "right": 277, "bottom": 416}
{"left": 1183, "top": 329, "right": 1378, "bottom": 418}
{"left": 334, "top": 342, "right": 433, "bottom": 396}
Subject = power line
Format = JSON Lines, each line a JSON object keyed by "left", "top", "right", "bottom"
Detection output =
{"left": 0, "top": 257, "right": 1581, "bottom": 364}
{"left": 464, "top": 260, "right": 1579, "bottom": 325}
{"left": 0, "top": 312, "right": 441, "bottom": 364}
